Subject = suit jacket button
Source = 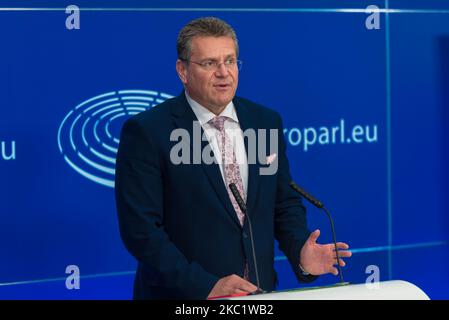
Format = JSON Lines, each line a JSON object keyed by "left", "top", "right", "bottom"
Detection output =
{"left": 242, "top": 232, "right": 248, "bottom": 239}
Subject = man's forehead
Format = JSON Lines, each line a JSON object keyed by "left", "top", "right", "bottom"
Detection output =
{"left": 190, "top": 36, "right": 236, "bottom": 57}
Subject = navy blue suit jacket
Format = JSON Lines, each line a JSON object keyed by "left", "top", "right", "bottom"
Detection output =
{"left": 115, "top": 92, "right": 317, "bottom": 299}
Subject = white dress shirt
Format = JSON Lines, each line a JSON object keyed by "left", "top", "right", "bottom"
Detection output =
{"left": 185, "top": 92, "right": 248, "bottom": 195}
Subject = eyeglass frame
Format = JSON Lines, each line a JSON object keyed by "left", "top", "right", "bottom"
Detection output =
{"left": 179, "top": 57, "right": 243, "bottom": 71}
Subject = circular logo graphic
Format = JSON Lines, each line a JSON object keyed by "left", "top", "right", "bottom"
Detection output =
{"left": 57, "top": 89, "right": 174, "bottom": 187}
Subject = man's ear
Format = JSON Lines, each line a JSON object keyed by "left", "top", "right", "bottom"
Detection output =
{"left": 176, "top": 59, "right": 187, "bottom": 85}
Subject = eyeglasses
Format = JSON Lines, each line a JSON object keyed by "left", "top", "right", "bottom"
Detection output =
{"left": 181, "top": 58, "right": 243, "bottom": 71}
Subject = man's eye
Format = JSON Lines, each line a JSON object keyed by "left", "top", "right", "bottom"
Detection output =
{"left": 203, "top": 61, "right": 216, "bottom": 68}
{"left": 225, "top": 59, "right": 236, "bottom": 65}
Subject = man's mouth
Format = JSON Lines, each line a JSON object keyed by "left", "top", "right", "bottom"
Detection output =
{"left": 214, "top": 83, "right": 231, "bottom": 90}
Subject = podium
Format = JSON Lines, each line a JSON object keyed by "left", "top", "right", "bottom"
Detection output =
{"left": 227, "top": 280, "right": 430, "bottom": 300}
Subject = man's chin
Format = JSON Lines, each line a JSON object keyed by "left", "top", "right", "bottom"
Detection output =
{"left": 212, "top": 98, "right": 233, "bottom": 109}
{"left": 214, "top": 93, "right": 235, "bottom": 105}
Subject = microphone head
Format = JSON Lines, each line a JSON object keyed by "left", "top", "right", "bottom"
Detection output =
{"left": 289, "top": 181, "right": 324, "bottom": 209}
{"left": 228, "top": 183, "right": 247, "bottom": 213}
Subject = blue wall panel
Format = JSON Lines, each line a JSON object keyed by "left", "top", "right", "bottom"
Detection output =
{"left": 0, "top": 1, "right": 447, "bottom": 299}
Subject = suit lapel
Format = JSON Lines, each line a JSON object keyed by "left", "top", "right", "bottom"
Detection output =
{"left": 170, "top": 93, "right": 242, "bottom": 228}
{"left": 233, "top": 98, "right": 260, "bottom": 221}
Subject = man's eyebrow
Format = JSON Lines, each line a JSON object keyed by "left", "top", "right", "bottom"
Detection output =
{"left": 200, "top": 57, "right": 219, "bottom": 62}
{"left": 200, "top": 54, "right": 236, "bottom": 61}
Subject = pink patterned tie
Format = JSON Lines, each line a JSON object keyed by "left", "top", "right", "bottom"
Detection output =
{"left": 208, "top": 116, "right": 246, "bottom": 226}
{"left": 209, "top": 116, "right": 249, "bottom": 280}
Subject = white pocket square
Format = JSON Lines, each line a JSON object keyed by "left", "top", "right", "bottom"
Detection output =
{"left": 266, "top": 153, "right": 277, "bottom": 165}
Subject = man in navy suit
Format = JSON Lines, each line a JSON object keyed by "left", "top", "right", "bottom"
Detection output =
{"left": 115, "top": 17, "right": 351, "bottom": 299}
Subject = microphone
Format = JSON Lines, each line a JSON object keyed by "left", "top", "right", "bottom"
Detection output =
{"left": 289, "top": 181, "right": 346, "bottom": 284}
{"left": 229, "top": 183, "right": 265, "bottom": 294}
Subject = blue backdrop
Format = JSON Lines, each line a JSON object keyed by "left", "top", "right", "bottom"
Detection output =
{"left": 0, "top": 0, "right": 448, "bottom": 299}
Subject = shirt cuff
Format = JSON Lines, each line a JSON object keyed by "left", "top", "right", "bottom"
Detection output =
{"left": 299, "top": 263, "right": 310, "bottom": 276}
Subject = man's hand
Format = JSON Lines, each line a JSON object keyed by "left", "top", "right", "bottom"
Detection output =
{"left": 299, "top": 229, "right": 352, "bottom": 276}
{"left": 207, "top": 274, "right": 258, "bottom": 298}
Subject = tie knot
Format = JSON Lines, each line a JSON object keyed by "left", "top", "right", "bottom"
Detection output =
{"left": 208, "top": 116, "right": 227, "bottom": 132}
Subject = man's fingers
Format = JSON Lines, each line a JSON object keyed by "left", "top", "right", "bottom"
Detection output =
{"left": 238, "top": 280, "right": 258, "bottom": 293}
{"left": 329, "top": 267, "right": 339, "bottom": 276}
{"left": 234, "top": 288, "right": 247, "bottom": 294}
{"left": 334, "top": 250, "right": 352, "bottom": 258}
{"left": 336, "top": 242, "right": 349, "bottom": 250}
{"left": 333, "top": 258, "right": 346, "bottom": 267}
{"left": 308, "top": 229, "right": 320, "bottom": 243}
{"left": 208, "top": 275, "right": 258, "bottom": 299}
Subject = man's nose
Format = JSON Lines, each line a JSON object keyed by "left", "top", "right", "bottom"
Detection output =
{"left": 214, "top": 62, "right": 229, "bottom": 77}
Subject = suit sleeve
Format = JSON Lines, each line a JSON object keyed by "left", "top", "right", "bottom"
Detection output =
{"left": 115, "top": 118, "right": 218, "bottom": 299}
{"left": 273, "top": 113, "right": 318, "bottom": 283}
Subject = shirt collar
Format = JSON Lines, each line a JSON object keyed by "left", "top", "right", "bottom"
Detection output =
{"left": 185, "top": 91, "right": 239, "bottom": 126}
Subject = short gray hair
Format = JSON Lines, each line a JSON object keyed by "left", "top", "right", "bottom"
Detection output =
{"left": 177, "top": 17, "right": 239, "bottom": 61}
